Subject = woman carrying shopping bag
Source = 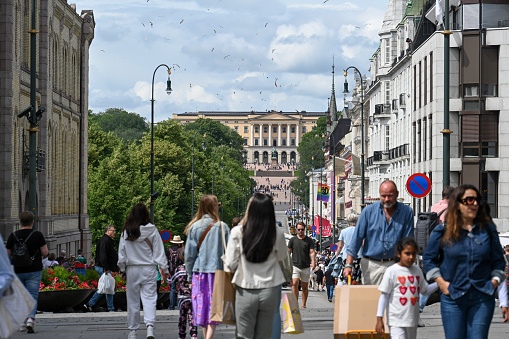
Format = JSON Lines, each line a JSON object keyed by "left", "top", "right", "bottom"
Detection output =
{"left": 118, "top": 203, "right": 169, "bottom": 339}
{"left": 223, "top": 193, "right": 288, "bottom": 339}
{"left": 185, "top": 195, "right": 230, "bottom": 339}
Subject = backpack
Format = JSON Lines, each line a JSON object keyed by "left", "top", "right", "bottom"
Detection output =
{"left": 11, "top": 231, "right": 37, "bottom": 268}
{"left": 415, "top": 209, "right": 446, "bottom": 255}
{"left": 167, "top": 247, "right": 181, "bottom": 276}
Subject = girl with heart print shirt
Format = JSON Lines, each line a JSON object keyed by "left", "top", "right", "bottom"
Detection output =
{"left": 375, "top": 237, "right": 438, "bottom": 339}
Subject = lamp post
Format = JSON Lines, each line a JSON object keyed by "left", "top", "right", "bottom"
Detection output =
{"left": 311, "top": 156, "right": 315, "bottom": 238}
{"left": 344, "top": 67, "right": 365, "bottom": 209}
{"left": 191, "top": 130, "right": 206, "bottom": 219}
{"left": 221, "top": 158, "right": 224, "bottom": 220}
{"left": 150, "top": 64, "right": 173, "bottom": 222}
{"left": 229, "top": 169, "right": 233, "bottom": 225}
{"left": 329, "top": 132, "right": 337, "bottom": 243}
{"left": 212, "top": 153, "right": 223, "bottom": 195}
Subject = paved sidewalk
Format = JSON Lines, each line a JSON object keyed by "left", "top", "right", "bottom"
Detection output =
{"left": 11, "top": 287, "right": 508, "bottom": 338}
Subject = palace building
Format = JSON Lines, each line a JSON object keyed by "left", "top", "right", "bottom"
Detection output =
{"left": 172, "top": 110, "right": 327, "bottom": 164}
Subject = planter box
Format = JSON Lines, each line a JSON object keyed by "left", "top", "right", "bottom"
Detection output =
{"left": 38, "top": 289, "right": 96, "bottom": 313}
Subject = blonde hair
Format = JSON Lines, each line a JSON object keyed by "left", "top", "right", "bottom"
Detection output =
{"left": 239, "top": 196, "right": 253, "bottom": 226}
{"left": 184, "top": 195, "right": 220, "bottom": 235}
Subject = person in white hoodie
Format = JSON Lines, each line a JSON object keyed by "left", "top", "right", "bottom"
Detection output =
{"left": 118, "top": 203, "right": 169, "bottom": 339}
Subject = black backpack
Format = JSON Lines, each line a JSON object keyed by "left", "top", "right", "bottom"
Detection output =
{"left": 415, "top": 209, "right": 446, "bottom": 255}
{"left": 11, "top": 231, "right": 37, "bottom": 268}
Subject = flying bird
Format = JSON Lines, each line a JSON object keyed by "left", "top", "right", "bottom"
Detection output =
{"left": 142, "top": 23, "right": 145, "bottom": 27}
{"left": 150, "top": 22, "right": 153, "bottom": 27}
{"left": 211, "top": 47, "right": 214, "bottom": 52}
{"left": 272, "top": 49, "right": 276, "bottom": 53}
{"left": 324, "top": 0, "right": 329, "bottom": 3}
{"left": 173, "top": 64, "right": 180, "bottom": 68}
{"left": 265, "top": 22, "right": 268, "bottom": 27}
{"left": 180, "top": 19, "right": 184, "bottom": 24}
{"left": 224, "top": 55, "right": 230, "bottom": 59}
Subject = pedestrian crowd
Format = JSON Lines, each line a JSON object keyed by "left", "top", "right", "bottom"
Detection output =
{"left": 1, "top": 182, "right": 508, "bottom": 339}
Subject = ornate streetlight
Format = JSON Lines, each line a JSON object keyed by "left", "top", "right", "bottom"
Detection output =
{"left": 150, "top": 64, "right": 172, "bottom": 222}
{"left": 191, "top": 130, "right": 206, "bottom": 218}
{"left": 344, "top": 67, "right": 365, "bottom": 208}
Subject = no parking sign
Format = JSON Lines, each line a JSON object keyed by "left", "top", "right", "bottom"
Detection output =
{"left": 160, "top": 230, "right": 172, "bottom": 242}
{"left": 406, "top": 173, "right": 431, "bottom": 198}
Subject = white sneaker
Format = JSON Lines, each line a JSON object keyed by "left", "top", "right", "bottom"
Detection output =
{"left": 128, "top": 330, "right": 137, "bottom": 339}
{"left": 146, "top": 326, "right": 154, "bottom": 339}
{"left": 26, "top": 318, "right": 34, "bottom": 333}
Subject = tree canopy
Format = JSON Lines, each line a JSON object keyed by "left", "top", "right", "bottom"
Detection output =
{"left": 89, "top": 108, "right": 149, "bottom": 143}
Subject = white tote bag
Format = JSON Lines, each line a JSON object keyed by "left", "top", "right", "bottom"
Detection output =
{"left": 0, "top": 275, "right": 36, "bottom": 339}
{"left": 97, "top": 272, "right": 115, "bottom": 295}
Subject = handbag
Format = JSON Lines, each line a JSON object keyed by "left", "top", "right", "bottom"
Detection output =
{"left": 0, "top": 275, "right": 36, "bottom": 339}
{"left": 279, "top": 249, "right": 293, "bottom": 282}
{"left": 97, "top": 272, "right": 115, "bottom": 295}
{"left": 281, "top": 292, "right": 304, "bottom": 334}
{"left": 210, "top": 222, "right": 236, "bottom": 325}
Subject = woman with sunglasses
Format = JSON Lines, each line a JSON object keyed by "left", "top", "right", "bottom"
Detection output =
{"left": 423, "top": 185, "right": 508, "bottom": 338}
{"left": 223, "top": 193, "right": 288, "bottom": 339}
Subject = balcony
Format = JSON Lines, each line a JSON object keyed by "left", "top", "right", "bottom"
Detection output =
{"left": 388, "top": 144, "right": 410, "bottom": 160}
{"left": 373, "top": 104, "right": 391, "bottom": 120}
{"left": 399, "top": 93, "right": 406, "bottom": 108}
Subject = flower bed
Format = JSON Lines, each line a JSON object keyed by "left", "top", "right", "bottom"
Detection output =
{"left": 40, "top": 266, "right": 99, "bottom": 291}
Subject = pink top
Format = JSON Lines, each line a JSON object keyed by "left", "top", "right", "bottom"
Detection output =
{"left": 430, "top": 199, "right": 448, "bottom": 223}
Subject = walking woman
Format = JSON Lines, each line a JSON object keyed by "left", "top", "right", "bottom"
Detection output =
{"left": 118, "top": 203, "right": 169, "bottom": 339}
{"left": 185, "top": 195, "right": 230, "bottom": 339}
{"left": 423, "top": 185, "right": 508, "bottom": 338}
{"left": 223, "top": 193, "right": 288, "bottom": 339}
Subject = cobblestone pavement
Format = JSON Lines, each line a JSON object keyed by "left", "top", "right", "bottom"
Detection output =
{"left": 11, "top": 287, "right": 508, "bottom": 338}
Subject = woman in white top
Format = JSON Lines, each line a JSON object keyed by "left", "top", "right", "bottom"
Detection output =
{"left": 224, "top": 193, "right": 287, "bottom": 339}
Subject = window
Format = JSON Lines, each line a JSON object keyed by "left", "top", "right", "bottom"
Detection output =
{"left": 424, "top": 56, "right": 427, "bottom": 105}
{"left": 282, "top": 126, "right": 287, "bottom": 133}
{"left": 412, "top": 122, "right": 416, "bottom": 163}
{"left": 385, "top": 38, "right": 390, "bottom": 64}
{"left": 302, "top": 126, "right": 306, "bottom": 133}
{"left": 244, "top": 126, "right": 248, "bottom": 133}
{"left": 429, "top": 114, "right": 433, "bottom": 160}
{"left": 481, "top": 171, "right": 498, "bottom": 218}
{"left": 282, "top": 139, "right": 287, "bottom": 146}
{"left": 430, "top": 52, "right": 433, "bottom": 102}
{"left": 263, "top": 138, "right": 268, "bottom": 146}
{"left": 417, "top": 120, "right": 421, "bottom": 162}
{"left": 255, "top": 126, "right": 259, "bottom": 133}
{"left": 461, "top": 113, "right": 498, "bottom": 158}
{"left": 464, "top": 84, "right": 479, "bottom": 97}
{"left": 385, "top": 125, "right": 390, "bottom": 151}
{"left": 234, "top": 126, "right": 238, "bottom": 132}
{"left": 273, "top": 126, "right": 277, "bottom": 133}
{"left": 291, "top": 126, "right": 295, "bottom": 133}
{"left": 419, "top": 61, "right": 422, "bottom": 109}
{"left": 255, "top": 139, "right": 259, "bottom": 146}
{"left": 244, "top": 138, "right": 248, "bottom": 145}
{"left": 385, "top": 82, "right": 390, "bottom": 106}
{"left": 423, "top": 117, "right": 427, "bottom": 160}
{"left": 264, "top": 126, "right": 268, "bottom": 133}
{"left": 413, "top": 65, "right": 417, "bottom": 111}
{"left": 291, "top": 138, "right": 295, "bottom": 146}
{"left": 273, "top": 139, "right": 277, "bottom": 146}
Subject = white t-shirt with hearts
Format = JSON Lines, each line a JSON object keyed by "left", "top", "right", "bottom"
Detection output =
{"left": 378, "top": 263, "right": 429, "bottom": 327}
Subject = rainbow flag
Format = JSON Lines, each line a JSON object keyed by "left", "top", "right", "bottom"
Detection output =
{"left": 316, "top": 183, "right": 330, "bottom": 202}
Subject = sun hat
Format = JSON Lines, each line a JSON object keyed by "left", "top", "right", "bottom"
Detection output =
{"left": 170, "top": 235, "right": 184, "bottom": 244}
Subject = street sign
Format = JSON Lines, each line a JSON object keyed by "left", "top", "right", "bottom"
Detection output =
{"left": 160, "top": 230, "right": 172, "bottom": 242}
{"left": 330, "top": 244, "right": 338, "bottom": 252}
{"left": 311, "top": 231, "right": 316, "bottom": 237}
{"left": 311, "top": 225, "right": 317, "bottom": 231}
{"left": 406, "top": 173, "right": 432, "bottom": 198}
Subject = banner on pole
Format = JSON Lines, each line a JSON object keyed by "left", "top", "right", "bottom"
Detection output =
{"left": 316, "top": 183, "right": 330, "bottom": 202}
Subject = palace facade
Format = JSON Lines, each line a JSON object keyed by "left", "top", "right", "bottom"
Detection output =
{"left": 172, "top": 110, "right": 327, "bottom": 164}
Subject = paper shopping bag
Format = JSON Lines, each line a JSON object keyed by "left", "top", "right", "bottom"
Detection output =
{"left": 282, "top": 292, "right": 304, "bottom": 334}
{"left": 210, "top": 270, "right": 236, "bottom": 325}
{"left": 333, "top": 285, "right": 390, "bottom": 339}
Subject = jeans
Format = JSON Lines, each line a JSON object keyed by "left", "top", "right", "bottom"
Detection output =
{"left": 326, "top": 284, "right": 334, "bottom": 300}
{"left": 88, "top": 266, "right": 115, "bottom": 311}
{"left": 17, "top": 271, "right": 42, "bottom": 320}
{"left": 419, "top": 293, "right": 430, "bottom": 312}
{"left": 271, "top": 284, "right": 282, "bottom": 339}
{"left": 440, "top": 287, "right": 495, "bottom": 339}
{"left": 169, "top": 281, "right": 177, "bottom": 310}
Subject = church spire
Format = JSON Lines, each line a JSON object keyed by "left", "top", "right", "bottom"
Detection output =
{"left": 329, "top": 56, "right": 338, "bottom": 123}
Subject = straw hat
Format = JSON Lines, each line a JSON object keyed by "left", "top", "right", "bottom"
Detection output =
{"left": 170, "top": 235, "right": 184, "bottom": 244}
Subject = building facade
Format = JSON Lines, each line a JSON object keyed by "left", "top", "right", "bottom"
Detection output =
{"left": 0, "top": 1, "right": 94, "bottom": 253}
{"left": 172, "top": 110, "right": 327, "bottom": 164}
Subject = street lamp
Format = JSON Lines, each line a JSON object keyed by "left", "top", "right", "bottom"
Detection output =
{"left": 221, "top": 157, "right": 224, "bottom": 220}
{"left": 150, "top": 64, "right": 173, "bottom": 222}
{"left": 212, "top": 153, "right": 223, "bottom": 195}
{"left": 344, "top": 67, "right": 365, "bottom": 209}
{"left": 191, "top": 130, "right": 206, "bottom": 219}
{"left": 329, "top": 132, "right": 337, "bottom": 243}
{"left": 229, "top": 169, "right": 233, "bottom": 225}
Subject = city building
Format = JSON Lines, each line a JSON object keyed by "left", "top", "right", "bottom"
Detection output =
{"left": 172, "top": 110, "right": 327, "bottom": 164}
{"left": 342, "top": 0, "right": 509, "bottom": 231}
{"left": 0, "top": 1, "right": 95, "bottom": 252}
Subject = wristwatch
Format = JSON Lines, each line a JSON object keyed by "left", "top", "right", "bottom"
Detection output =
{"left": 344, "top": 264, "right": 354, "bottom": 269}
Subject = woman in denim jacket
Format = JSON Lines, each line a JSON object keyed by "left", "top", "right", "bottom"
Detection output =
{"left": 184, "top": 195, "right": 229, "bottom": 339}
{"left": 423, "top": 185, "right": 508, "bottom": 338}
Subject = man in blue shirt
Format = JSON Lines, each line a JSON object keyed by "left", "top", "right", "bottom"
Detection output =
{"left": 342, "top": 180, "right": 414, "bottom": 285}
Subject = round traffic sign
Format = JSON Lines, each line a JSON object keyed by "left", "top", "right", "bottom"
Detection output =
{"left": 311, "top": 225, "right": 317, "bottom": 231}
{"left": 330, "top": 244, "right": 338, "bottom": 252}
{"left": 160, "top": 230, "right": 172, "bottom": 242}
{"left": 406, "top": 173, "right": 431, "bottom": 198}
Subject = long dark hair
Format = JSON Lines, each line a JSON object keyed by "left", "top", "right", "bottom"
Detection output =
{"left": 242, "top": 193, "right": 276, "bottom": 263}
{"left": 123, "top": 203, "right": 151, "bottom": 241}
{"left": 443, "top": 184, "right": 492, "bottom": 244}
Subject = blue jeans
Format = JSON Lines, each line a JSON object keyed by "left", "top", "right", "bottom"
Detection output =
{"left": 440, "top": 287, "right": 495, "bottom": 339}
{"left": 88, "top": 267, "right": 114, "bottom": 311}
{"left": 17, "top": 271, "right": 42, "bottom": 320}
{"left": 271, "top": 284, "right": 282, "bottom": 339}
{"left": 326, "top": 284, "right": 334, "bottom": 300}
{"left": 169, "top": 281, "right": 177, "bottom": 310}
{"left": 419, "top": 293, "right": 430, "bottom": 312}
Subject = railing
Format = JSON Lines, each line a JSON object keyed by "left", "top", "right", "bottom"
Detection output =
{"left": 388, "top": 144, "right": 410, "bottom": 160}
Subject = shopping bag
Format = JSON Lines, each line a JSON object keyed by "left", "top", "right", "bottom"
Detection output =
{"left": 279, "top": 250, "right": 293, "bottom": 282}
{"left": 97, "top": 272, "right": 115, "bottom": 295}
{"left": 210, "top": 270, "right": 236, "bottom": 325}
{"left": 282, "top": 292, "right": 304, "bottom": 334}
{"left": 0, "top": 275, "right": 36, "bottom": 339}
{"left": 333, "top": 284, "right": 390, "bottom": 339}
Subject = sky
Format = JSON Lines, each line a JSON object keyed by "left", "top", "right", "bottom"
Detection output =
{"left": 75, "top": 0, "right": 389, "bottom": 122}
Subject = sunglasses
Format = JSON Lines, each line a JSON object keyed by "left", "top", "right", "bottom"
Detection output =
{"left": 297, "top": 228, "right": 305, "bottom": 231}
{"left": 459, "top": 196, "right": 480, "bottom": 205}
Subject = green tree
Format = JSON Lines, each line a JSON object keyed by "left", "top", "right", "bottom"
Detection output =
{"left": 89, "top": 108, "right": 149, "bottom": 143}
